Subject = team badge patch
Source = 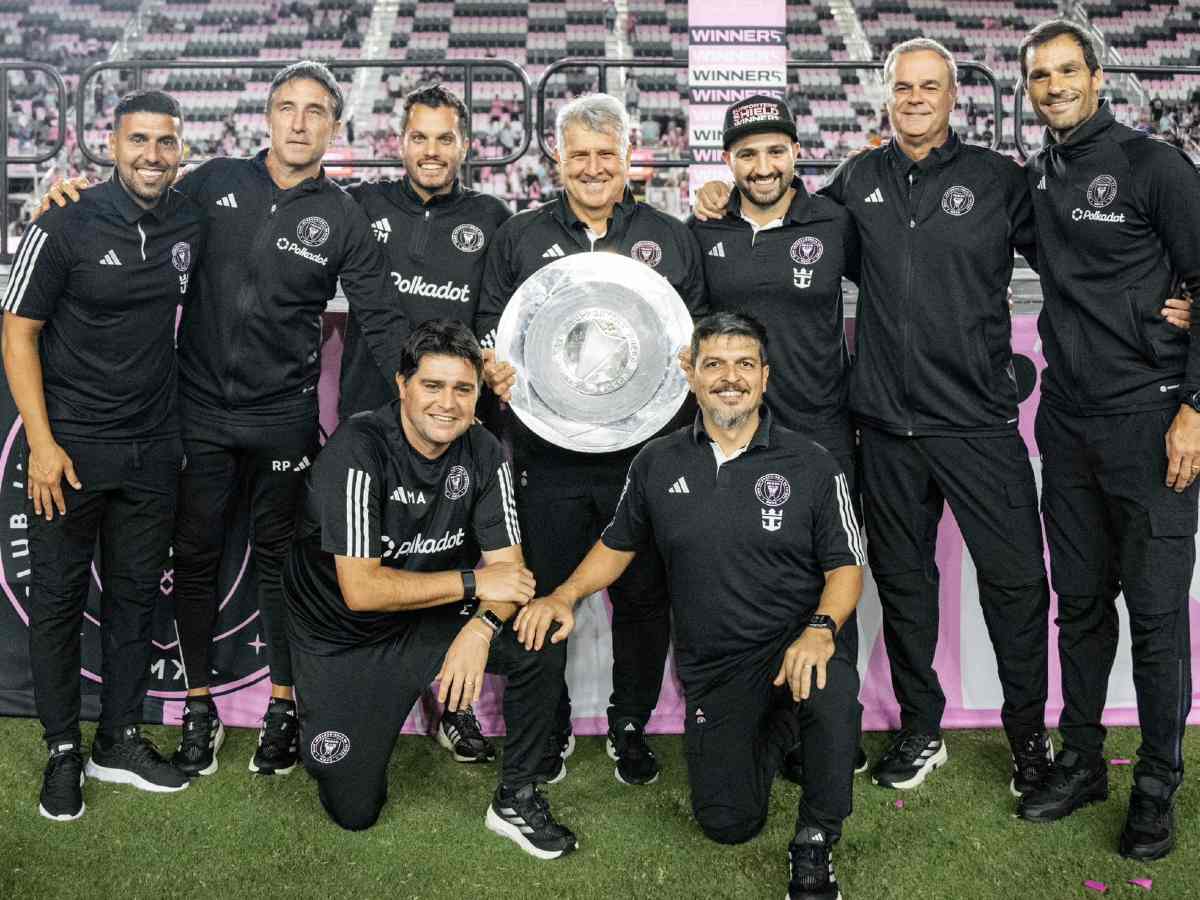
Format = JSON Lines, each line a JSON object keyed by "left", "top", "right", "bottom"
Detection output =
{"left": 789, "top": 236, "right": 824, "bottom": 266}
{"left": 1087, "top": 174, "right": 1118, "bottom": 209}
{"left": 297, "top": 216, "right": 331, "bottom": 247}
{"left": 754, "top": 473, "right": 791, "bottom": 507}
{"left": 444, "top": 465, "right": 470, "bottom": 500}
{"left": 310, "top": 730, "right": 350, "bottom": 765}
{"left": 451, "top": 223, "right": 486, "bottom": 253}
{"left": 170, "top": 241, "right": 191, "bottom": 272}
{"left": 630, "top": 240, "right": 662, "bottom": 268}
{"left": 941, "top": 185, "right": 975, "bottom": 217}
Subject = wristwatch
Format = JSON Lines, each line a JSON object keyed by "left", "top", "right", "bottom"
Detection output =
{"left": 460, "top": 569, "right": 477, "bottom": 602}
{"left": 472, "top": 608, "right": 504, "bottom": 640}
{"left": 1183, "top": 390, "right": 1200, "bottom": 414}
{"left": 805, "top": 614, "right": 838, "bottom": 637}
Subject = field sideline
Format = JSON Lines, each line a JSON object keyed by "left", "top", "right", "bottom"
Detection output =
{"left": 0, "top": 719, "right": 1196, "bottom": 899}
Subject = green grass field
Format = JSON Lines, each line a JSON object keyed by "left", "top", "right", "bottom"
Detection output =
{"left": 0, "top": 719, "right": 1195, "bottom": 900}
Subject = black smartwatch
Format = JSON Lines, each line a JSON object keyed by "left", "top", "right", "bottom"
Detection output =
{"left": 460, "top": 569, "right": 477, "bottom": 602}
{"left": 805, "top": 614, "right": 838, "bottom": 637}
{"left": 1184, "top": 390, "right": 1200, "bottom": 414}
{"left": 472, "top": 608, "right": 504, "bottom": 639}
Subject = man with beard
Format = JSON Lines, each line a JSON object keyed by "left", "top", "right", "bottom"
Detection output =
{"left": 516, "top": 311, "right": 864, "bottom": 900}
{"left": 1016, "top": 20, "right": 1200, "bottom": 862}
{"left": 283, "top": 320, "right": 575, "bottom": 857}
{"left": 3, "top": 90, "right": 204, "bottom": 819}
{"left": 338, "top": 84, "right": 512, "bottom": 764}
{"left": 476, "top": 93, "right": 707, "bottom": 786}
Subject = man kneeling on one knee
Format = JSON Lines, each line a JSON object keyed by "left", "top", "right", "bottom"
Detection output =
{"left": 516, "top": 312, "right": 865, "bottom": 899}
{"left": 282, "top": 319, "right": 576, "bottom": 858}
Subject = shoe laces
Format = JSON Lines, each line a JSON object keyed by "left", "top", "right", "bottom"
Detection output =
{"left": 1129, "top": 786, "right": 1171, "bottom": 829}
{"left": 44, "top": 749, "right": 82, "bottom": 789}
{"left": 888, "top": 730, "right": 933, "bottom": 762}
{"left": 510, "top": 785, "right": 554, "bottom": 830}
{"left": 179, "top": 705, "right": 215, "bottom": 749}
{"left": 260, "top": 705, "right": 298, "bottom": 755}
{"left": 788, "top": 842, "right": 833, "bottom": 891}
{"left": 1013, "top": 733, "right": 1051, "bottom": 773}
{"left": 445, "top": 706, "right": 486, "bottom": 744}
{"left": 122, "top": 734, "right": 171, "bottom": 769}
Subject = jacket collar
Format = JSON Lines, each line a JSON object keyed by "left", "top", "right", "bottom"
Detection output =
{"left": 397, "top": 175, "right": 464, "bottom": 208}
{"left": 691, "top": 406, "right": 773, "bottom": 450}
{"left": 253, "top": 148, "right": 326, "bottom": 193}
{"left": 725, "top": 176, "right": 830, "bottom": 226}
{"left": 103, "top": 173, "right": 177, "bottom": 224}
{"left": 1041, "top": 99, "right": 1116, "bottom": 158}
{"left": 888, "top": 129, "right": 962, "bottom": 177}
{"left": 551, "top": 186, "right": 638, "bottom": 232}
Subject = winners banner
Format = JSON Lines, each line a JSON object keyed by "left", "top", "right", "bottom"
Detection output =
{"left": 687, "top": 0, "right": 787, "bottom": 202}
{"left": 1, "top": 315, "right": 1198, "bottom": 736}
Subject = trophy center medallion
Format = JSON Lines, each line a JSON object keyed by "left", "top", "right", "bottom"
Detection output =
{"left": 553, "top": 308, "right": 641, "bottom": 396}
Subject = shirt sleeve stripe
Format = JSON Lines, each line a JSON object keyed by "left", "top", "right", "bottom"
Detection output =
{"left": 3, "top": 225, "right": 48, "bottom": 314}
{"left": 498, "top": 460, "right": 521, "bottom": 545}
{"left": 345, "top": 467, "right": 372, "bottom": 557}
{"left": 834, "top": 472, "right": 866, "bottom": 566}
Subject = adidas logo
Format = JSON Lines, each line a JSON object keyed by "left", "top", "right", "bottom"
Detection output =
{"left": 864, "top": 188, "right": 884, "bottom": 204}
{"left": 372, "top": 217, "right": 391, "bottom": 243}
{"left": 668, "top": 476, "right": 689, "bottom": 494}
{"left": 1036, "top": 174, "right": 1046, "bottom": 190}
{"left": 542, "top": 243, "right": 565, "bottom": 258}
{"left": 99, "top": 249, "right": 122, "bottom": 266}
{"left": 216, "top": 193, "right": 238, "bottom": 208}
{"left": 707, "top": 241, "right": 726, "bottom": 258}
{"left": 623, "top": 722, "right": 636, "bottom": 732}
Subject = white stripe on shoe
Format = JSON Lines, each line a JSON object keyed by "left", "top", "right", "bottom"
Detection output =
{"left": 84, "top": 758, "right": 188, "bottom": 793}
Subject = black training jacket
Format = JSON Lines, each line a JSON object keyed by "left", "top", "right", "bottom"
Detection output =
{"left": 176, "top": 150, "right": 404, "bottom": 425}
{"left": 475, "top": 189, "right": 708, "bottom": 471}
{"left": 689, "top": 177, "right": 859, "bottom": 437}
{"left": 822, "top": 132, "right": 1036, "bottom": 436}
{"left": 1026, "top": 101, "right": 1200, "bottom": 414}
{"left": 338, "top": 177, "right": 511, "bottom": 419}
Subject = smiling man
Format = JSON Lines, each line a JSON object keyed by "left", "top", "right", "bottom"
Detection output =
{"left": 2, "top": 90, "right": 204, "bottom": 820}
{"left": 475, "top": 93, "right": 706, "bottom": 788}
{"left": 282, "top": 320, "right": 575, "bottom": 858}
{"left": 1015, "top": 21, "right": 1200, "bottom": 861}
{"left": 515, "top": 311, "right": 864, "bottom": 900}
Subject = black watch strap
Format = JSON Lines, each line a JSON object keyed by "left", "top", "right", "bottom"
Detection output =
{"left": 473, "top": 608, "right": 504, "bottom": 639}
{"left": 460, "top": 569, "right": 477, "bottom": 602}
{"left": 805, "top": 614, "right": 837, "bottom": 636}
{"left": 1186, "top": 390, "right": 1200, "bottom": 414}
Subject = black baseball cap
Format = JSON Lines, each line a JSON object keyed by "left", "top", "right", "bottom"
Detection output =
{"left": 722, "top": 95, "right": 797, "bottom": 149}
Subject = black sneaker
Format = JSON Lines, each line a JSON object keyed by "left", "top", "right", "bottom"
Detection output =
{"left": 782, "top": 746, "right": 869, "bottom": 786}
{"left": 1118, "top": 776, "right": 1177, "bottom": 861}
{"left": 249, "top": 698, "right": 299, "bottom": 775}
{"left": 173, "top": 698, "right": 225, "bottom": 777}
{"left": 39, "top": 742, "right": 85, "bottom": 821}
{"left": 486, "top": 782, "right": 578, "bottom": 860}
{"left": 437, "top": 706, "right": 496, "bottom": 763}
{"left": 1009, "top": 731, "right": 1054, "bottom": 798}
{"left": 606, "top": 717, "right": 660, "bottom": 785}
{"left": 870, "top": 731, "right": 947, "bottom": 789}
{"left": 533, "top": 727, "right": 575, "bottom": 785}
{"left": 86, "top": 725, "right": 189, "bottom": 793}
{"left": 787, "top": 826, "right": 842, "bottom": 900}
{"left": 1018, "top": 749, "right": 1107, "bottom": 823}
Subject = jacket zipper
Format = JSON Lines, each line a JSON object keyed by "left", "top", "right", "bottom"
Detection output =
{"left": 902, "top": 172, "right": 916, "bottom": 436}
{"left": 226, "top": 191, "right": 281, "bottom": 405}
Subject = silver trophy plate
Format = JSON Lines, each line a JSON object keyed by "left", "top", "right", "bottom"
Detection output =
{"left": 496, "top": 253, "right": 694, "bottom": 453}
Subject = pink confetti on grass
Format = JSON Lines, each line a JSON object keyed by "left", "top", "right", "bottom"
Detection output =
{"left": 1109, "top": 758, "right": 1133, "bottom": 766}
{"left": 894, "top": 799, "right": 904, "bottom": 809}
{"left": 1083, "top": 881, "right": 1108, "bottom": 894}
{"left": 1128, "top": 879, "right": 1153, "bottom": 891}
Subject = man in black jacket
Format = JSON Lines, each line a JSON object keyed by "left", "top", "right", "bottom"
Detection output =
{"left": 337, "top": 85, "right": 511, "bottom": 764}
{"left": 476, "top": 93, "right": 707, "bottom": 787}
{"left": 1015, "top": 20, "right": 1199, "bottom": 862}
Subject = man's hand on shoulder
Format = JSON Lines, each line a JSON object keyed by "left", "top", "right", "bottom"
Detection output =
{"left": 692, "top": 181, "right": 732, "bottom": 222}
{"left": 32, "top": 175, "right": 92, "bottom": 221}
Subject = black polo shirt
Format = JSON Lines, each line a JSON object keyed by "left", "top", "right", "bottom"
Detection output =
{"left": 822, "top": 131, "right": 1037, "bottom": 436}
{"left": 475, "top": 188, "right": 708, "bottom": 475}
{"left": 1026, "top": 101, "right": 1200, "bottom": 413}
{"left": 2, "top": 176, "right": 205, "bottom": 441}
{"left": 338, "top": 177, "right": 512, "bottom": 417}
{"left": 601, "top": 409, "right": 865, "bottom": 691}
{"left": 689, "top": 177, "right": 859, "bottom": 442}
{"left": 283, "top": 400, "right": 521, "bottom": 654}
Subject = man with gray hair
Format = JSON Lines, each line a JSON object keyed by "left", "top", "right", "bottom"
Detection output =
{"left": 475, "top": 92, "right": 707, "bottom": 787}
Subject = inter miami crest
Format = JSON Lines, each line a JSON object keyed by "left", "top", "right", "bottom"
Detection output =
{"left": 941, "top": 185, "right": 975, "bottom": 217}
{"left": 789, "top": 236, "right": 824, "bottom": 266}
{"left": 1087, "top": 174, "right": 1118, "bottom": 209}
{"left": 444, "top": 465, "right": 470, "bottom": 500}
{"left": 630, "top": 240, "right": 662, "bottom": 268}
{"left": 310, "top": 730, "right": 351, "bottom": 764}
{"left": 296, "top": 216, "right": 331, "bottom": 248}
{"left": 171, "top": 241, "right": 191, "bottom": 272}
{"left": 755, "top": 472, "right": 791, "bottom": 532}
{"left": 451, "top": 223, "right": 485, "bottom": 253}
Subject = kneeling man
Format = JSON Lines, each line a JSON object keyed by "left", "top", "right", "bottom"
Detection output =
{"left": 282, "top": 319, "right": 575, "bottom": 858}
{"left": 517, "top": 312, "right": 864, "bottom": 898}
